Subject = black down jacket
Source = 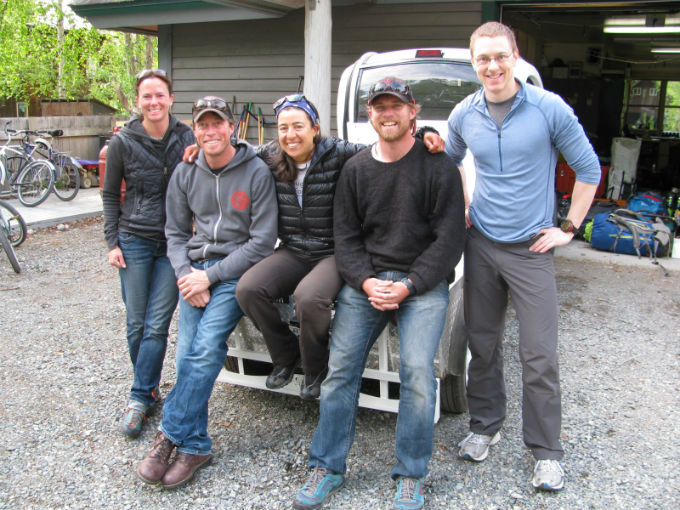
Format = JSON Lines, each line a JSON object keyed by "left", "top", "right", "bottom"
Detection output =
{"left": 262, "top": 137, "right": 364, "bottom": 257}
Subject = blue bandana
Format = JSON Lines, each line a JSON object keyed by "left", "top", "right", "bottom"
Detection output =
{"left": 275, "top": 99, "right": 318, "bottom": 126}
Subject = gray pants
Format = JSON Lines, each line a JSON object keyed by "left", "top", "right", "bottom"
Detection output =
{"left": 464, "top": 227, "right": 563, "bottom": 460}
{"left": 235, "top": 248, "right": 343, "bottom": 378}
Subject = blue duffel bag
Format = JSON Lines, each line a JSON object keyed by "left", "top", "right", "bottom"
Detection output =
{"left": 590, "top": 209, "right": 671, "bottom": 259}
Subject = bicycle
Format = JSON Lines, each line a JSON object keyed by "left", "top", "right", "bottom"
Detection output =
{"left": 0, "top": 201, "right": 21, "bottom": 274}
{"left": 0, "top": 199, "right": 27, "bottom": 247}
{"left": 0, "top": 125, "right": 55, "bottom": 207}
{"left": 31, "top": 129, "right": 82, "bottom": 202}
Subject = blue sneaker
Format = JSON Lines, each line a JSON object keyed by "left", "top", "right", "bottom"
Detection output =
{"left": 122, "top": 386, "right": 161, "bottom": 439}
{"left": 121, "top": 401, "right": 148, "bottom": 439}
{"left": 293, "top": 466, "right": 344, "bottom": 509}
{"left": 393, "top": 477, "right": 425, "bottom": 510}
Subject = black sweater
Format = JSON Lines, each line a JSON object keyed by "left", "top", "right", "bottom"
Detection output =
{"left": 333, "top": 140, "right": 466, "bottom": 295}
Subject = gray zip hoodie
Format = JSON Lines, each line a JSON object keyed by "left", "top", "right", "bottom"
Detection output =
{"left": 165, "top": 141, "right": 277, "bottom": 284}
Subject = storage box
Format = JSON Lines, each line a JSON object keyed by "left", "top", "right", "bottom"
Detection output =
{"left": 555, "top": 163, "right": 609, "bottom": 197}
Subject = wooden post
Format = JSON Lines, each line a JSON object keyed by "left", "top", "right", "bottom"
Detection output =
{"left": 304, "top": 0, "right": 332, "bottom": 135}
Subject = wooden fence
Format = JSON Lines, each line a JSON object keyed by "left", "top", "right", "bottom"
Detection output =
{"left": 0, "top": 116, "right": 116, "bottom": 161}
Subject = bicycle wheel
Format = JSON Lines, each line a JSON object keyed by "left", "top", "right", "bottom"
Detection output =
{"left": 5, "top": 155, "right": 31, "bottom": 181}
{"left": 17, "top": 160, "right": 54, "bottom": 207}
{"left": 0, "top": 227, "right": 21, "bottom": 273}
{"left": 0, "top": 200, "right": 27, "bottom": 247}
{"left": 52, "top": 159, "right": 81, "bottom": 201}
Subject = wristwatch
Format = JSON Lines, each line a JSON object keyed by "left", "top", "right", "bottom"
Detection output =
{"left": 559, "top": 219, "right": 577, "bottom": 235}
{"left": 400, "top": 278, "right": 415, "bottom": 295}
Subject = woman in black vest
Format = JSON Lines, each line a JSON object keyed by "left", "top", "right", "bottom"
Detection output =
{"left": 103, "top": 70, "right": 195, "bottom": 438}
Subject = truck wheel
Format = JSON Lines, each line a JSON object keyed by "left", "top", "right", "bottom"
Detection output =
{"left": 440, "top": 372, "right": 467, "bottom": 413}
{"left": 439, "top": 277, "right": 468, "bottom": 414}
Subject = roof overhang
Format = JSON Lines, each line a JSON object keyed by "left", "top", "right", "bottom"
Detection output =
{"left": 70, "top": 0, "right": 306, "bottom": 34}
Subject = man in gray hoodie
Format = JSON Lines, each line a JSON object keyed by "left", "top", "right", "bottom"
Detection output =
{"left": 136, "top": 96, "right": 277, "bottom": 489}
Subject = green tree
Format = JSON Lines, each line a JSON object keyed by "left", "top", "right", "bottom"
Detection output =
{"left": 0, "top": 0, "right": 156, "bottom": 115}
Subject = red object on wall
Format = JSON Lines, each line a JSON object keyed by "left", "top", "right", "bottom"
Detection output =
{"left": 555, "top": 162, "right": 609, "bottom": 198}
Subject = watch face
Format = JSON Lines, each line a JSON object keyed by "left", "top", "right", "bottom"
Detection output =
{"left": 560, "top": 220, "right": 574, "bottom": 232}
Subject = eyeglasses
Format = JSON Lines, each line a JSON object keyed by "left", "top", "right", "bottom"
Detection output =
{"left": 474, "top": 54, "right": 512, "bottom": 66}
{"left": 273, "top": 94, "right": 308, "bottom": 112}
{"left": 135, "top": 68, "right": 168, "bottom": 83}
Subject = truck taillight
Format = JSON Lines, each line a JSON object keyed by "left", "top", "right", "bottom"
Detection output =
{"left": 415, "top": 50, "right": 443, "bottom": 58}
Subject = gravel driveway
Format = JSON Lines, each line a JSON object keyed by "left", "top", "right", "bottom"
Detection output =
{"left": 1, "top": 217, "right": 678, "bottom": 510}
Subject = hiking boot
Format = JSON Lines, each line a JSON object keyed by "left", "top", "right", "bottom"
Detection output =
{"left": 300, "top": 371, "right": 326, "bottom": 401}
{"left": 121, "top": 401, "right": 149, "bottom": 439}
{"left": 136, "top": 432, "right": 175, "bottom": 485}
{"left": 162, "top": 452, "right": 212, "bottom": 489}
{"left": 457, "top": 431, "right": 501, "bottom": 462}
{"left": 393, "top": 476, "right": 425, "bottom": 510}
{"left": 266, "top": 358, "right": 299, "bottom": 389}
{"left": 293, "top": 466, "right": 344, "bottom": 509}
{"left": 532, "top": 459, "right": 564, "bottom": 491}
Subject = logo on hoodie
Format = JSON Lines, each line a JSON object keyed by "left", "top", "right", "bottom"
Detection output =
{"left": 231, "top": 190, "right": 250, "bottom": 210}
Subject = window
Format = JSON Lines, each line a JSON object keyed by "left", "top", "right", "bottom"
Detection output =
{"left": 624, "top": 80, "right": 680, "bottom": 135}
{"left": 355, "top": 62, "right": 480, "bottom": 122}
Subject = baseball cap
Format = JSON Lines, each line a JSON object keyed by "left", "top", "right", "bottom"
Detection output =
{"left": 368, "top": 77, "right": 415, "bottom": 105}
{"left": 192, "top": 96, "right": 234, "bottom": 123}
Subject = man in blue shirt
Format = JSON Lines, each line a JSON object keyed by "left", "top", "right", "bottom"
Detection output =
{"left": 446, "top": 21, "right": 601, "bottom": 492}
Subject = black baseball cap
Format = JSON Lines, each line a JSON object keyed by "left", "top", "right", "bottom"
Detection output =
{"left": 368, "top": 77, "right": 415, "bottom": 105}
{"left": 192, "top": 96, "right": 234, "bottom": 123}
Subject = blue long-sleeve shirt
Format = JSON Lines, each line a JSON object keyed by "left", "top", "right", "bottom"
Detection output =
{"left": 446, "top": 80, "right": 601, "bottom": 243}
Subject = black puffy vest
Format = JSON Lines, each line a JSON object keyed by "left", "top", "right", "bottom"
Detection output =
{"left": 268, "top": 137, "right": 364, "bottom": 257}
{"left": 115, "top": 116, "right": 195, "bottom": 239}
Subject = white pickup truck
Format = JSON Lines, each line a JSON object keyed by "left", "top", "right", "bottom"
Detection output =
{"left": 219, "top": 47, "right": 542, "bottom": 421}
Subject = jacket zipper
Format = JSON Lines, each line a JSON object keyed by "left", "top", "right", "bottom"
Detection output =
{"left": 210, "top": 173, "right": 224, "bottom": 258}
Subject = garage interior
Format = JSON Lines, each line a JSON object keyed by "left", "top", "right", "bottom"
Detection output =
{"left": 500, "top": 1, "right": 680, "bottom": 202}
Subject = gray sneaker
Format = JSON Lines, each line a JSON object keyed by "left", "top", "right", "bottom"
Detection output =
{"left": 457, "top": 431, "right": 500, "bottom": 462}
{"left": 532, "top": 459, "right": 564, "bottom": 491}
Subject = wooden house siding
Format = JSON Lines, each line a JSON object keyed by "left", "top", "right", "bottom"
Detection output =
{"left": 170, "top": 2, "right": 481, "bottom": 139}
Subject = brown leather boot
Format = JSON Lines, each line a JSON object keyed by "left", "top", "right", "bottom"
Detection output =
{"left": 161, "top": 452, "right": 212, "bottom": 489}
{"left": 136, "top": 431, "right": 175, "bottom": 484}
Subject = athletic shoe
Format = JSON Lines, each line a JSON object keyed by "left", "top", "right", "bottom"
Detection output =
{"left": 532, "top": 459, "right": 564, "bottom": 491}
{"left": 122, "top": 385, "right": 162, "bottom": 439}
{"left": 393, "top": 476, "right": 425, "bottom": 509}
{"left": 121, "top": 401, "right": 149, "bottom": 439}
{"left": 293, "top": 466, "right": 344, "bottom": 509}
{"left": 457, "top": 431, "right": 501, "bottom": 462}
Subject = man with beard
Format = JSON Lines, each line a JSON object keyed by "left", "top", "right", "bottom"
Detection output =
{"left": 292, "top": 77, "right": 465, "bottom": 510}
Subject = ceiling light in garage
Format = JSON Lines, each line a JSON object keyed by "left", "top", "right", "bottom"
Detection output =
{"left": 604, "top": 14, "right": 680, "bottom": 33}
{"left": 650, "top": 47, "right": 680, "bottom": 53}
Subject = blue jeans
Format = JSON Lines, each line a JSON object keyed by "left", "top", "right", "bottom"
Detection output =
{"left": 308, "top": 272, "right": 449, "bottom": 479}
{"left": 160, "top": 258, "right": 243, "bottom": 455}
{"left": 118, "top": 232, "right": 178, "bottom": 407}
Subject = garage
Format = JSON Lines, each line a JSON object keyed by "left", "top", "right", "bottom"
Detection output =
{"left": 500, "top": 1, "right": 680, "bottom": 203}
